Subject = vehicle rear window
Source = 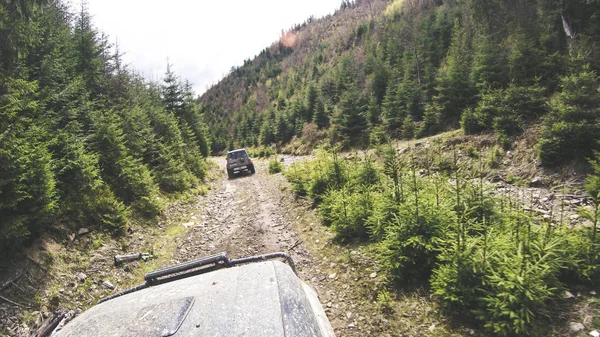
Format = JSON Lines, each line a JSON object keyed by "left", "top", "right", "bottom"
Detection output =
{"left": 227, "top": 151, "right": 247, "bottom": 159}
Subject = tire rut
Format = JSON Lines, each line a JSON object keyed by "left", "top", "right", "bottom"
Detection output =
{"left": 174, "top": 159, "right": 300, "bottom": 263}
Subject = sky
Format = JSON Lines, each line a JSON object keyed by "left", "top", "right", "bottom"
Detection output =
{"left": 83, "top": 0, "right": 342, "bottom": 96}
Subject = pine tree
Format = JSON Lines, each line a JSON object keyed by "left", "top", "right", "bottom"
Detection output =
{"left": 73, "top": 1, "right": 104, "bottom": 95}
{"left": 305, "top": 82, "right": 318, "bottom": 122}
{"left": 435, "top": 19, "right": 475, "bottom": 125}
{"left": 382, "top": 79, "right": 404, "bottom": 135}
{"left": 91, "top": 109, "right": 162, "bottom": 215}
{"left": 162, "top": 62, "right": 183, "bottom": 114}
{"left": 539, "top": 69, "right": 600, "bottom": 166}
{"left": 0, "top": 79, "right": 57, "bottom": 251}
{"left": 313, "top": 97, "right": 330, "bottom": 129}
{"left": 470, "top": 35, "right": 508, "bottom": 90}
{"left": 335, "top": 86, "right": 368, "bottom": 146}
{"left": 52, "top": 130, "right": 127, "bottom": 232}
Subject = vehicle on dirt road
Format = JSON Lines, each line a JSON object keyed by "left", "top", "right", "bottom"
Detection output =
{"left": 53, "top": 252, "right": 335, "bottom": 337}
{"left": 226, "top": 148, "right": 255, "bottom": 179}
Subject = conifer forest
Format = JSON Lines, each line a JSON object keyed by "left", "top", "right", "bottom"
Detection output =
{"left": 2, "top": 0, "right": 600, "bottom": 336}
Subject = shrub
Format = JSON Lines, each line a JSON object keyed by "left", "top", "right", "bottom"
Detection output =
{"left": 268, "top": 157, "right": 284, "bottom": 174}
{"left": 369, "top": 125, "right": 389, "bottom": 146}
{"left": 461, "top": 108, "right": 485, "bottom": 135}
{"left": 477, "top": 238, "right": 563, "bottom": 336}
{"left": 354, "top": 158, "right": 380, "bottom": 187}
{"left": 319, "top": 186, "right": 374, "bottom": 241}
{"left": 488, "top": 146, "right": 502, "bottom": 168}
{"left": 416, "top": 104, "right": 442, "bottom": 138}
{"left": 280, "top": 146, "right": 600, "bottom": 335}
{"left": 284, "top": 161, "right": 309, "bottom": 196}
{"left": 430, "top": 236, "right": 483, "bottom": 315}
{"left": 497, "top": 132, "right": 512, "bottom": 150}
{"left": 377, "top": 193, "right": 452, "bottom": 283}
{"left": 309, "top": 153, "right": 347, "bottom": 205}
{"left": 252, "top": 146, "right": 276, "bottom": 158}
{"left": 466, "top": 144, "right": 478, "bottom": 158}
{"left": 367, "top": 188, "right": 401, "bottom": 241}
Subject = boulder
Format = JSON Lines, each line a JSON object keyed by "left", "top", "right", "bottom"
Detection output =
{"left": 530, "top": 176, "right": 544, "bottom": 187}
{"left": 569, "top": 322, "right": 585, "bottom": 333}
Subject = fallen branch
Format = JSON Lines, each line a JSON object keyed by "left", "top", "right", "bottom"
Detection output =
{"left": 11, "top": 282, "right": 26, "bottom": 294}
{"left": 49, "top": 314, "right": 70, "bottom": 336}
{"left": 35, "top": 310, "right": 66, "bottom": 337}
{"left": 114, "top": 252, "right": 153, "bottom": 266}
{"left": 288, "top": 240, "right": 302, "bottom": 251}
{"left": 0, "top": 269, "right": 24, "bottom": 293}
{"left": 556, "top": 194, "right": 588, "bottom": 200}
{"left": 0, "top": 294, "right": 27, "bottom": 308}
{"left": 25, "top": 256, "right": 48, "bottom": 272}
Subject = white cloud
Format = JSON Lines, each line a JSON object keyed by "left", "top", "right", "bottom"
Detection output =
{"left": 85, "top": 0, "right": 341, "bottom": 95}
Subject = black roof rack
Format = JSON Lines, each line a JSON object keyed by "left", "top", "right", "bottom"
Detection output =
{"left": 99, "top": 252, "right": 296, "bottom": 304}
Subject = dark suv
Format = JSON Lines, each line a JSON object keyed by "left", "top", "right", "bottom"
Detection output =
{"left": 226, "top": 148, "right": 255, "bottom": 178}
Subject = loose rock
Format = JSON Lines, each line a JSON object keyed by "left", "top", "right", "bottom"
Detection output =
{"left": 530, "top": 176, "right": 544, "bottom": 187}
{"left": 77, "top": 273, "right": 87, "bottom": 282}
{"left": 102, "top": 281, "right": 115, "bottom": 290}
{"left": 569, "top": 322, "right": 585, "bottom": 333}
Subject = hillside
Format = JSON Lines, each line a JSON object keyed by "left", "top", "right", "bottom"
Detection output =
{"left": 0, "top": 2, "right": 211, "bottom": 254}
{"left": 3, "top": 0, "right": 600, "bottom": 336}
{"left": 200, "top": 0, "right": 600, "bottom": 168}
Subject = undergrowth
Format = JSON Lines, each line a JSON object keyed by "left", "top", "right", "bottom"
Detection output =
{"left": 284, "top": 145, "right": 600, "bottom": 336}
{"left": 268, "top": 157, "right": 284, "bottom": 174}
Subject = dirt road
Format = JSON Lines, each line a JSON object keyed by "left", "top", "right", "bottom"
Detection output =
{"left": 166, "top": 158, "right": 386, "bottom": 336}
{"left": 171, "top": 158, "right": 310, "bottom": 266}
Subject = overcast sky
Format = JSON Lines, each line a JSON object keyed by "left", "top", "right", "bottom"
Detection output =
{"left": 84, "top": 0, "right": 341, "bottom": 96}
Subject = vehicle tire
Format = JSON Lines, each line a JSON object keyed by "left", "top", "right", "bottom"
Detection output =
{"left": 249, "top": 165, "right": 255, "bottom": 174}
{"left": 227, "top": 169, "right": 233, "bottom": 179}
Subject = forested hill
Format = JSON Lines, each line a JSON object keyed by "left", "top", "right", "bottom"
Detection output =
{"left": 0, "top": 1, "right": 211, "bottom": 254}
{"left": 200, "top": 0, "right": 600, "bottom": 166}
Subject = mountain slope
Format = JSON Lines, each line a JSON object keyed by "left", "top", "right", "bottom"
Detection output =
{"left": 200, "top": 0, "right": 600, "bottom": 167}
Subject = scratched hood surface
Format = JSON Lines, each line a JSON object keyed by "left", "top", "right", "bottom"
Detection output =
{"left": 53, "top": 261, "right": 330, "bottom": 337}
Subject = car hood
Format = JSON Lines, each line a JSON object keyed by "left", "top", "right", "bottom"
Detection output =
{"left": 53, "top": 261, "right": 334, "bottom": 337}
